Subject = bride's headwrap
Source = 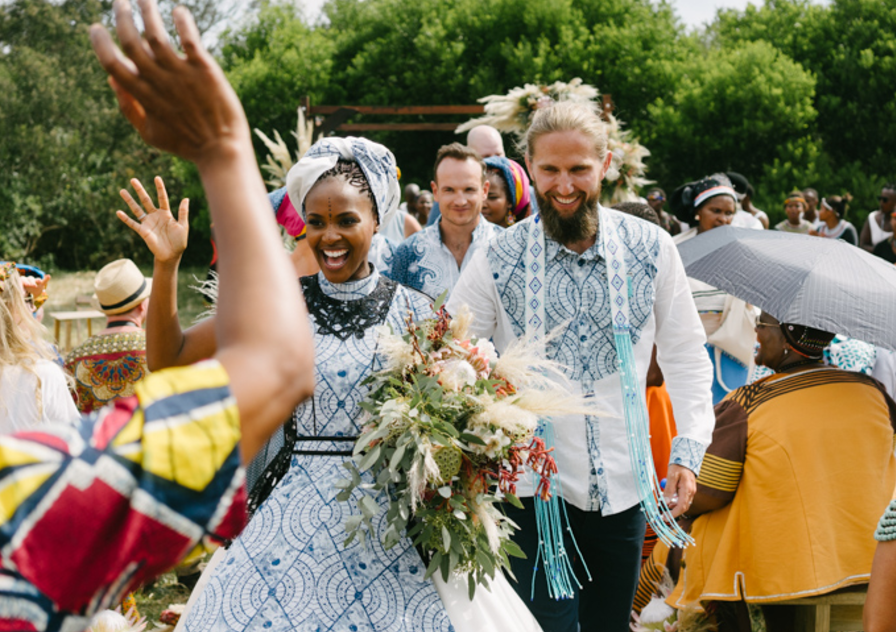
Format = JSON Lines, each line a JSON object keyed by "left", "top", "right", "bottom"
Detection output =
{"left": 285, "top": 137, "right": 401, "bottom": 226}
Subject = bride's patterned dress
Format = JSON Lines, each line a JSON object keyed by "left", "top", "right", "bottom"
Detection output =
{"left": 183, "top": 269, "right": 455, "bottom": 632}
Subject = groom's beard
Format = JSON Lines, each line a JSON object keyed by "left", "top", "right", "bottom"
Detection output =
{"left": 535, "top": 188, "right": 601, "bottom": 245}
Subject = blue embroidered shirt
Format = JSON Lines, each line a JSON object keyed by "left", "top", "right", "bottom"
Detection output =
{"left": 447, "top": 210, "right": 715, "bottom": 514}
{"left": 392, "top": 218, "right": 500, "bottom": 299}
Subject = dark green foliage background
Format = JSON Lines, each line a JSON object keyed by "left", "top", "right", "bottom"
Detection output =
{"left": 2, "top": 0, "right": 893, "bottom": 268}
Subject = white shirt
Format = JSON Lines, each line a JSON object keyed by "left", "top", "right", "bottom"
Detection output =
{"left": 447, "top": 212, "right": 714, "bottom": 514}
{"left": 0, "top": 359, "right": 80, "bottom": 433}
{"left": 732, "top": 209, "right": 764, "bottom": 230}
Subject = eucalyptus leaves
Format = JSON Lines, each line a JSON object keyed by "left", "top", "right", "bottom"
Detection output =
{"left": 338, "top": 298, "right": 593, "bottom": 598}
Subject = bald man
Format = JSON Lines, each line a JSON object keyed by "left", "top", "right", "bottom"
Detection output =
{"left": 466, "top": 125, "right": 505, "bottom": 158}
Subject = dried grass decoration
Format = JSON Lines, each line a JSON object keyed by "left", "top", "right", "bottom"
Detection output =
{"left": 337, "top": 295, "right": 597, "bottom": 598}
{"left": 455, "top": 78, "right": 653, "bottom": 205}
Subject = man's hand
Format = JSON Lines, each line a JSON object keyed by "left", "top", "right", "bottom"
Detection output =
{"left": 90, "top": 0, "right": 250, "bottom": 166}
{"left": 664, "top": 464, "right": 697, "bottom": 518}
{"left": 118, "top": 176, "right": 189, "bottom": 263}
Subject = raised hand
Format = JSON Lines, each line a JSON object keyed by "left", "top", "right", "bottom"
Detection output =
{"left": 89, "top": 0, "right": 250, "bottom": 166}
{"left": 117, "top": 176, "right": 189, "bottom": 263}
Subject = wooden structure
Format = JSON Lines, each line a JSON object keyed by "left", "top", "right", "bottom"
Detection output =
{"left": 775, "top": 587, "right": 866, "bottom": 632}
{"left": 301, "top": 94, "right": 615, "bottom": 138}
{"left": 50, "top": 310, "right": 105, "bottom": 352}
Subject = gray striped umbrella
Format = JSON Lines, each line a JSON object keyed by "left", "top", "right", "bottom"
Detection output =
{"left": 676, "top": 226, "right": 896, "bottom": 351}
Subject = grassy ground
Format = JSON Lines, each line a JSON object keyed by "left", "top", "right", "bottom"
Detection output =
{"left": 43, "top": 266, "right": 211, "bottom": 623}
{"left": 42, "top": 265, "right": 210, "bottom": 352}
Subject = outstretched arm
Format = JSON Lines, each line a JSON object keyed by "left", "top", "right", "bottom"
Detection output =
{"left": 117, "top": 176, "right": 217, "bottom": 369}
{"left": 91, "top": 0, "right": 313, "bottom": 461}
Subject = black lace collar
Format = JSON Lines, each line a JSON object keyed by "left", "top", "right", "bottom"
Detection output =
{"left": 301, "top": 273, "right": 398, "bottom": 341}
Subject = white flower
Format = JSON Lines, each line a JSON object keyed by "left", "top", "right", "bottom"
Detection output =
{"left": 469, "top": 398, "right": 538, "bottom": 439}
{"left": 380, "top": 399, "right": 409, "bottom": 424}
{"left": 471, "top": 338, "right": 498, "bottom": 366}
{"left": 468, "top": 426, "right": 513, "bottom": 458}
{"left": 376, "top": 325, "right": 417, "bottom": 372}
{"left": 436, "top": 359, "right": 478, "bottom": 391}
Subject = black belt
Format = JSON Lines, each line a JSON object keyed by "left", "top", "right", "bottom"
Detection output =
{"left": 292, "top": 435, "right": 358, "bottom": 457}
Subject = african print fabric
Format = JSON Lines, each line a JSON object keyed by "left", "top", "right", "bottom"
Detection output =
{"left": 393, "top": 219, "right": 499, "bottom": 300}
{"left": 65, "top": 331, "right": 148, "bottom": 413}
{"left": 0, "top": 360, "right": 245, "bottom": 632}
{"left": 183, "top": 270, "right": 455, "bottom": 632}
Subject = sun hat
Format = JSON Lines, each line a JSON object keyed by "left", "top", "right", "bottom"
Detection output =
{"left": 92, "top": 259, "right": 152, "bottom": 315}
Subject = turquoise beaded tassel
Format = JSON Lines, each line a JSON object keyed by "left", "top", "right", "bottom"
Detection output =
{"left": 532, "top": 420, "right": 592, "bottom": 600}
{"left": 614, "top": 326, "right": 693, "bottom": 548}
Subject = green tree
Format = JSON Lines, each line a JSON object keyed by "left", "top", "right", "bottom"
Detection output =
{"left": 644, "top": 40, "right": 818, "bottom": 215}
{"left": 0, "top": 0, "right": 209, "bottom": 269}
{"left": 708, "top": 0, "right": 896, "bottom": 215}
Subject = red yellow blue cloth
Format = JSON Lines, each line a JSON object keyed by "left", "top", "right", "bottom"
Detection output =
{"left": 0, "top": 359, "right": 246, "bottom": 632}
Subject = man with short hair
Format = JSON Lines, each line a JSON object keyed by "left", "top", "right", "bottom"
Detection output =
{"left": 393, "top": 143, "right": 498, "bottom": 298}
{"left": 427, "top": 126, "right": 507, "bottom": 226}
{"left": 447, "top": 102, "right": 714, "bottom": 631}
{"left": 65, "top": 258, "right": 151, "bottom": 413}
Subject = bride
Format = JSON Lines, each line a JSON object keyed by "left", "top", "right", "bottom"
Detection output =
{"left": 124, "top": 136, "right": 542, "bottom": 632}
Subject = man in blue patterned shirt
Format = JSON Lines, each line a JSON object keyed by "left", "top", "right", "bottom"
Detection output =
{"left": 447, "top": 102, "right": 714, "bottom": 631}
{"left": 393, "top": 143, "right": 500, "bottom": 298}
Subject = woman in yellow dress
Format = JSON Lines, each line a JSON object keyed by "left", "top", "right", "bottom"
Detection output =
{"left": 667, "top": 311, "right": 896, "bottom": 630}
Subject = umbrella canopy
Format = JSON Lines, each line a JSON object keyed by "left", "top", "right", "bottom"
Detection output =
{"left": 676, "top": 226, "right": 896, "bottom": 351}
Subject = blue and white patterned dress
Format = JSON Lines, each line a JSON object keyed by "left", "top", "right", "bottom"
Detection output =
{"left": 183, "top": 269, "right": 454, "bottom": 632}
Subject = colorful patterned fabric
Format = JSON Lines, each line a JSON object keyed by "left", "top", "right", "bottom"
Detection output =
{"left": 824, "top": 334, "right": 877, "bottom": 375}
{"left": 0, "top": 360, "right": 245, "bottom": 632}
{"left": 65, "top": 331, "right": 148, "bottom": 414}
{"left": 483, "top": 156, "right": 531, "bottom": 221}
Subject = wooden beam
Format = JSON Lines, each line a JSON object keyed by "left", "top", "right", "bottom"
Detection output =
{"left": 336, "top": 123, "right": 462, "bottom": 132}
{"left": 310, "top": 105, "right": 484, "bottom": 116}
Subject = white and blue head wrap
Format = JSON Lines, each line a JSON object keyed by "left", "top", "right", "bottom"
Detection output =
{"left": 286, "top": 136, "right": 401, "bottom": 225}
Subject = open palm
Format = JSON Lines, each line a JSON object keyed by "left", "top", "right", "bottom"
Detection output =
{"left": 117, "top": 176, "right": 189, "bottom": 263}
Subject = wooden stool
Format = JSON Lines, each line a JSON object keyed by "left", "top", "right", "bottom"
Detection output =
{"left": 774, "top": 587, "right": 867, "bottom": 632}
{"left": 50, "top": 310, "right": 106, "bottom": 352}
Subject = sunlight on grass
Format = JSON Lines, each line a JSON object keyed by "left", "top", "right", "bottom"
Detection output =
{"left": 42, "top": 265, "right": 210, "bottom": 351}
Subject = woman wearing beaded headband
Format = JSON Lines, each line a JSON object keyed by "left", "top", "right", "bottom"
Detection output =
{"left": 672, "top": 174, "right": 760, "bottom": 404}
{"left": 0, "top": 263, "right": 78, "bottom": 432}
{"left": 775, "top": 191, "right": 815, "bottom": 234}
{"left": 653, "top": 312, "right": 896, "bottom": 630}
{"left": 813, "top": 194, "right": 858, "bottom": 245}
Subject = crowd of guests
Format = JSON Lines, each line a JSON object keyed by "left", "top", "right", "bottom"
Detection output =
{"left": 1, "top": 3, "right": 896, "bottom": 631}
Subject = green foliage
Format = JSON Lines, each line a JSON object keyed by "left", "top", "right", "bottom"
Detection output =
{"left": 4, "top": 0, "right": 896, "bottom": 269}
{"left": 0, "top": 0, "right": 209, "bottom": 269}
{"left": 707, "top": 0, "right": 896, "bottom": 215}
{"left": 219, "top": 2, "right": 335, "bottom": 159}
{"left": 645, "top": 40, "right": 817, "bottom": 195}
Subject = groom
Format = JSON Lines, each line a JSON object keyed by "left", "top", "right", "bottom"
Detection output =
{"left": 447, "top": 102, "right": 714, "bottom": 630}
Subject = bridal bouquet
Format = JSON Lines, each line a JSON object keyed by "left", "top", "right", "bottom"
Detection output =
{"left": 337, "top": 299, "right": 592, "bottom": 598}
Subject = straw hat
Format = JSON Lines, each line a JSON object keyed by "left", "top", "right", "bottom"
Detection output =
{"left": 92, "top": 259, "right": 152, "bottom": 315}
